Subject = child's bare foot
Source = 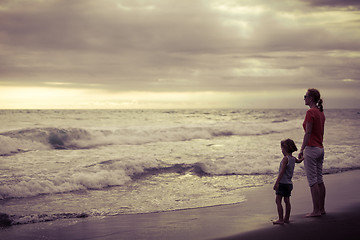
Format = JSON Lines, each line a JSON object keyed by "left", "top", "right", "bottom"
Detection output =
{"left": 305, "top": 212, "right": 321, "bottom": 217}
{"left": 273, "top": 220, "right": 284, "bottom": 225}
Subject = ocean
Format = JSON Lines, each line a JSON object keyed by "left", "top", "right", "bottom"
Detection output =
{"left": 0, "top": 109, "right": 359, "bottom": 225}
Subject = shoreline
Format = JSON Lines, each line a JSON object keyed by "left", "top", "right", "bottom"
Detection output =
{"left": 1, "top": 169, "right": 360, "bottom": 240}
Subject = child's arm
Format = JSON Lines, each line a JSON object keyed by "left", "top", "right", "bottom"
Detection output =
{"left": 273, "top": 156, "right": 288, "bottom": 191}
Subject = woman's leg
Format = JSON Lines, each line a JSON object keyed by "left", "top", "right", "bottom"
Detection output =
{"left": 304, "top": 147, "right": 322, "bottom": 217}
{"left": 307, "top": 183, "right": 322, "bottom": 217}
{"left": 317, "top": 149, "right": 326, "bottom": 214}
{"left": 318, "top": 182, "right": 326, "bottom": 214}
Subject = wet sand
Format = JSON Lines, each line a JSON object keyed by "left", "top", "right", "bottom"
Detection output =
{"left": 1, "top": 170, "right": 360, "bottom": 240}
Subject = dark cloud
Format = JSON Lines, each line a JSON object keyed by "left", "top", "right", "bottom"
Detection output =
{"left": 301, "top": 0, "right": 360, "bottom": 9}
{"left": 0, "top": 0, "right": 229, "bottom": 52}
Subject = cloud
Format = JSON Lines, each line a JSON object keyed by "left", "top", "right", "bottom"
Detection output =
{"left": 300, "top": 0, "right": 360, "bottom": 9}
{"left": 0, "top": 0, "right": 359, "bottom": 108}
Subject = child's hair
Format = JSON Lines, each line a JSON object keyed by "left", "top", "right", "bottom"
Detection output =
{"left": 281, "top": 139, "right": 298, "bottom": 153}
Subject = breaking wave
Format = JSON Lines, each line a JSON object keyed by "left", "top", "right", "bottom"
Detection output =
{"left": 1, "top": 212, "right": 89, "bottom": 226}
{"left": 0, "top": 156, "right": 163, "bottom": 199}
{"left": 0, "top": 119, "right": 300, "bottom": 155}
{"left": 0, "top": 160, "right": 211, "bottom": 200}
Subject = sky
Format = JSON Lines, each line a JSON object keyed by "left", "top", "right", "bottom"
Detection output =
{"left": 0, "top": 0, "right": 360, "bottom": 109}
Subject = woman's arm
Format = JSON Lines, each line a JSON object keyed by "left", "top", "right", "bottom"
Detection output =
{"left": 299, "top": 121, "right": 313, "bottom": 159}
{"left": 273, "top": 156, "right": 288, "bottom": 190}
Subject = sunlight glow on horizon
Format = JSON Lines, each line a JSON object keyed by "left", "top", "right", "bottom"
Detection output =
{"left": 0, "top": 86, "right": 310, "bottom": 109}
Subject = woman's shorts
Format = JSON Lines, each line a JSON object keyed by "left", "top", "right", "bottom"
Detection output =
{"left": 304, "top": 146, "right": 324, "bottom": 187}
{"left": 276, "top": 183, "right": 293, "bottom": 197}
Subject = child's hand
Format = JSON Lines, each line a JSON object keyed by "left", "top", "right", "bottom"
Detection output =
{"left": 273, "top": 183, "right": 279, "bottom": 191}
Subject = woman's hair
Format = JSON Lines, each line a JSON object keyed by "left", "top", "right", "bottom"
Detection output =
{"left": 281, "top": 139, "right": 298, "bottom": 153}
{"left": 307, "top": 88, "right": 324, "bottom": 112}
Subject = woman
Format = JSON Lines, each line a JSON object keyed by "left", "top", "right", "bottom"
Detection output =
{"left": 299, "top": 88, "right": 326, "bottom": 217}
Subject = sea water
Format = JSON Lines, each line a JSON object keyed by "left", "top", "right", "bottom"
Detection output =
{"left": 0, "top": 109, "right": 359, "bottom": 225}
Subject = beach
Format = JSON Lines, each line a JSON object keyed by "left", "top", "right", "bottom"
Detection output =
{"left": 1, "top": 169, "right": 359, "bottom": 240}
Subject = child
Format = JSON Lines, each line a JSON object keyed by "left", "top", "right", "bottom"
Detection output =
{"left": 273, "top": 139, "right": 303, "bottom": 225}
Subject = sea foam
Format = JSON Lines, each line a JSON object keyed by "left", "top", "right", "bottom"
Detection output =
{"left": 0, "top": 156, "right": 164, "bottom": 199}
{"left": 0, "top": 119, "right": 300, "bottom": 155}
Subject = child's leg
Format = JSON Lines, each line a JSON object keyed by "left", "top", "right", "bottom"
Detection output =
{"left": 284, "top": 197, "right": 291, "bottom": 223}
{"left": 274, "top": 195, "right": 284, "bottom": 224}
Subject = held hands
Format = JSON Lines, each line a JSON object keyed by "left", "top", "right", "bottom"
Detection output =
{"left": 296, "top": 156, "right": 304, "bottom": 163}
{"left": 298, "top": 150, "right": 304, "bottom": 162}
{"left": 298, "top": 151, "right": 303, "bottom": 159}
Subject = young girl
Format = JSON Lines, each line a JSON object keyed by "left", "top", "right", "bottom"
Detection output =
{"left": 273, "top": 139, "right": 303, "bottom": 225}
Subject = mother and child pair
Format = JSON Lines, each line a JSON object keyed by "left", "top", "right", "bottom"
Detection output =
{"left": 273, "top": 88, "right": 326, "bottom": 225}
{"left": 273, "top": 136, "right": 326, "bottom": 225}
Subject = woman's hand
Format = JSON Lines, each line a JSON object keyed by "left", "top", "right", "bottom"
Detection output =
{"left": 298, "top": 151, "right": 303, "bottom": 160}
{"left": 273, "top": 183, "right": 279, "bottom": 191}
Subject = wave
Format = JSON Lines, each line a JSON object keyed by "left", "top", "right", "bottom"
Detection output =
{"left": 0, "top": 212, "right": 89, "bottom": 226}
{"left": 0, "top": 128, "right": 90, "bottom": 155}
{"left": 1, "top": 154, "right": 359, "bottom": 200}
{"left": 0, "top": 156, "right": 282, "bottom": 200}
{"left": 0, "top": 153, "right": 271, "bottom": 200}
{"left": 0, "top": 156, "right": 164, "bottom": 199}
{"left": 0, "top": 120, "right": 300, "bottom": 155}
{"left": 0, "top": 158, "right": 209, "bottom": 200}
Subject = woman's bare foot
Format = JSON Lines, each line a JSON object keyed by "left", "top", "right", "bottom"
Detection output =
{"left": 305, "top": 212, "right": 321, "bottom": 217}
{"left": 273, "top": 220, "right": 284, "bottom": 225}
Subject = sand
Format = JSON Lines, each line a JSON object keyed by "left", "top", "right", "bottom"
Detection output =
{"left": 1, "top": 169, "right": 360, "bottom": 240}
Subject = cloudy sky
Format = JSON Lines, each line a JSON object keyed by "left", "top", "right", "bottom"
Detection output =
{"left": 0, "top": 0, "right": 359, "bottom": 109}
